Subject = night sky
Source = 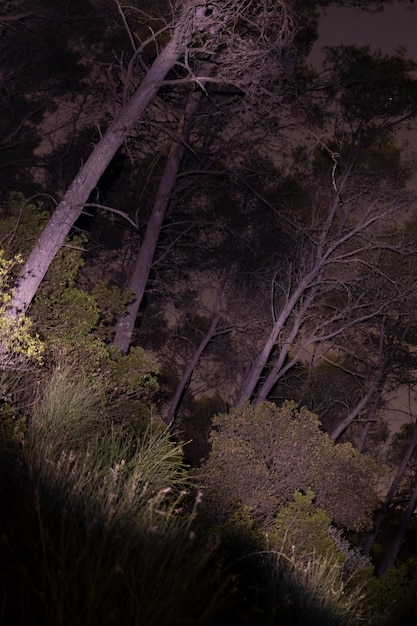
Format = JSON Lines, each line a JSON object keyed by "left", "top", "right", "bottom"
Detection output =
{"left": 311, "top": 2, "right": 417, "bottom": 65}
{"left": 311, "top": 2, "right": 417, "bottom": 181}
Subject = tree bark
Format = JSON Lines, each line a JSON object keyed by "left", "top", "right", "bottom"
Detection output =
{"left": 112, "top": 76, "right": 209, "bottom": 353}
{"left": 10, "top": 28, "right": 184, "bottom": 316}
{"left": 234, "top": 268, "right": 322, "bottom": 406}
{"left": 8, "top": 2, "right": 295, "bottom": 315}
{"left": 329, "top": 376, "right": 382, "bottom": 441}
{"left": 361, "top": 419, "right": 417, "bottom": 557}
{"left": 378, "top": 473, "right": 417, "bottom": 576}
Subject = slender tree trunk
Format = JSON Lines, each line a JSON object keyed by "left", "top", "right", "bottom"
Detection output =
{"left": 112, "top": 76, "right": 209, "bottom": 353}
{"left": 166, "top": 302, "right": 222, "bottom": 428}
{"left": 357, "top": 389, "right": 384, "bottom": 453}
{"left": 331, "top": 320, "right": 411, "bottom": 441}
{"left": 378, "top": 473, "right": 417, "bottom": 576}
{"left": 10, "top": 28, "right": 184, "bottom": 316}
{"left": 357, "top": 420, "right": 373, "bottom": 453}
{"left": 234, "top": 268, "right": 322, "bottom": 406}
{"left": 361, "top": 420, "right": 417, "bottom": 557}
{"left": 253, "top": 294, "right": 315, "bottom": 406}
{"left": 329, "top": 376, "right": 382, "bottom": 441}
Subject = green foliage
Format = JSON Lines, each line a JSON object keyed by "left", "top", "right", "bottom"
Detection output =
{"left": 27, "top": 364, "right": 184, "bottom": 511}
{"left": 33, "top": 282, "right": 109, "bottom": 374}
{"left": 263, "top": 550, "right": 366, "bottom": 626}
{"left": 363, "top": 564, "right": 417, "bottom": 625}
{"left": 199, "top": 401, "right": 380, "bottom": 530}
{"left": 91, "top": 280, "right": 133, "bottom": 340}
{"left": 31, "top": 297, "right": 159, "bottom": 425}
{"left": 0, "top": 249, "right": 43, "bottom": 375}
{"left": 268, "top": 489, "right": 345, "bottom": 566}
{"left": 0, "top": 192, "right": 49, "bottom": 257}
{"left": 42, "top": 233, "right": 87, "bottom": 293}
{"left": 103, "top": 346, "right": 159, "bottom": 423}
{"left": 217, "top": 505, "right": 266, "bottom": 560}
{"left": 105, "top": 346, "right": 159, "bottom": 396}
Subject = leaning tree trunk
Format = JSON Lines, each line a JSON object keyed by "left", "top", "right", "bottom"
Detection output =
{"left": 166, "top": 284, "right": 223, "bottom": 427}
{"left": 8, "top": 1, "right": 295, "bottom": 316}
{"left": 329, "top": 374, "right": 383, "bottom": 441}
{"left": 378, "top": 473, "right": 417, "bottom": 576}
{"left": 112, "top": 77, "right": 208, "bottom": 353}
{"left": 361, "top": 419, "right": 417, "bottom": 557}
{"left": 10, "top": 28, "right": 184, "bottom": 316}
{"left": 233, "top": 267, "right": 322, "bottom": 406}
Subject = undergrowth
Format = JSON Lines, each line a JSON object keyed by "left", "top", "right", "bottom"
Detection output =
{"left": 1, "top": 365, "right": 416, "bottom": 625}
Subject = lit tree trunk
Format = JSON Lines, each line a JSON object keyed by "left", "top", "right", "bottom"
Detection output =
{"left": 8, "top": 1, "right": 294, "bottom": 316}
{"left": 234, "top": 270, "right": 322, "bottom": 405}
{"left": 112, "top": 78, "right": 208, "bottom": 353}
{"left": 10, "top": 28, "right": 184, "bottom": 316}
{"left": 361, "top": 419, "right": 417, "bottom": 557}
{"left": 329, "top": 375, "right": 383, "bottom": 441}
{"left": 378, "top": 473, "right": 417, "bottom": 576}
{"left": 253, "top": 291, "right": 317, "bottom": 406}
{"left": 357, "top": 420, "right": 373, "bottom": 453}
{"left": 357, "top": 387, "right": 385, "bottom": 453}
{"left": 331, "top": 319, "right": 412, "bottom": 441}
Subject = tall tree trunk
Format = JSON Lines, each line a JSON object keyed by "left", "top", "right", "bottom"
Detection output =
{"left": 357, "top": 389, "right": 385, "bottom": 453}
{"left": 361, "top": 419, "right": 417, "bottom": 557}
{"left": 112, "top": 76, "right": 209, "bottom": 353}
{"left": 10, "top": 28, "right": 184, "bottom": 316}
{"left": 253, "top": 293, "right": 316, "bottom": 406}
{"left": 378, "top": 473, "right": 417, "bottom": 576}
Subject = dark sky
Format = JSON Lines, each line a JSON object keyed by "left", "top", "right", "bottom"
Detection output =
{"left": 310, "top": 1, "right": 417, "bottom": 65}
{"left": 310, "top": 1, "right": 417, "bottom": 161}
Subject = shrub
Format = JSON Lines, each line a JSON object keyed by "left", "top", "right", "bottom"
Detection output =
{"left": 268, "top": 489, "right": 346, "bottom": 567}
{"left": 198, "top": 400, "right": 379, "bottom": 530}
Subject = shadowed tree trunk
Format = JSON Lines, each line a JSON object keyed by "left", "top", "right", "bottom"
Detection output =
{"left": 234, "top": 170, "right": 385, "bottom": 407}
{"left": 361, "top": 419, "right": 417, "bottom": 558}
{"left": 378, "top": 472, "right": 417, "bottom": 576}
{"left": 166, "top": 294, "right": 222, "bottom": 428}
{"left": 331, "top": 319, "right": 414, "bottom": 441}
{"left": 329, "top": 374, "right": 384, "bottom": 441}
{"left": 112, "top": 73, "right": 210, "bottom": 353}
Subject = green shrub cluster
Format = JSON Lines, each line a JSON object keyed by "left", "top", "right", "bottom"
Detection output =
{"left": 198, "top": 400, "right": 380, "bottom": 530}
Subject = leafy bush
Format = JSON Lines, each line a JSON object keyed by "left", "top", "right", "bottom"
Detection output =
{"left": 268, "top": 489, "right": 346, "bottom": 566}
{"left": 198, "top": 400, "right": 380, "bottom": 530}
{"left": 362, "top": 564, "right": 417, "bottom": 625}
